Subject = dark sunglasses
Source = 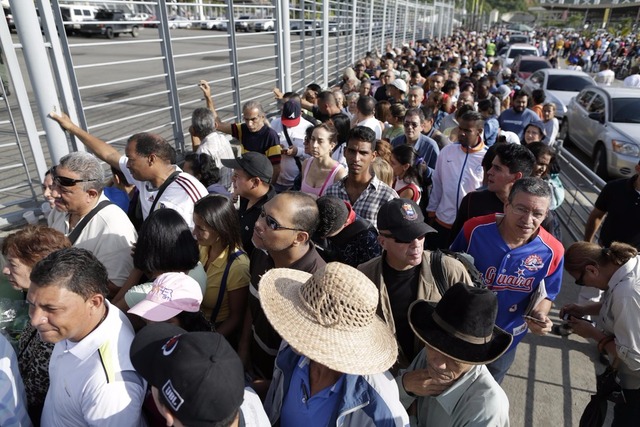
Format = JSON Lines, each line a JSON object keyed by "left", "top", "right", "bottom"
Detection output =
{"left": 52, "top": 167, "right": 97, "bottom": 187}
{"left": 379, "top": 232, "right": 424, "bottom": 244}
{"left": 574, "top": 268, "right": 587, "bottom": 287}
{"left": 260, "top": 208, "right": 303, "bottom": 232}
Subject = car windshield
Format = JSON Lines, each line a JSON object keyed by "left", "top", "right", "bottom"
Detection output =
{"left": 612, "top": 98, "right": 640, "bottom": 123}
{"left": 509, "top": 48, "right": 536, "bottom": 58}
{"left": 95, "top": 10, "right": 113, "bottom": 19}
{"left": 520, "top": 61, "right": 550, "bottom": 72}
{"left": 546, "top": 75, "right": 594, "bottom": 91}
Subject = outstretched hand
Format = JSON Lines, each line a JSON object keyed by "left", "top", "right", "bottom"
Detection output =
{"left": 198, "top": 80, "right": 211, "bottom": 97}
{"left": 49, "top": 111, "right": 75, "bottom": 131}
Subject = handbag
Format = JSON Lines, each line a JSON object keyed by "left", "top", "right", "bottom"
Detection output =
{"left": 579, "top": 357, "right": 624, "bottom": 427}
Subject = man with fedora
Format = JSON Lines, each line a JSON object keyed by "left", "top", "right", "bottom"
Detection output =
{"left": 222, "top": 152, "right": 276, "bottom": 257}
{"left": 130, "top": 323, "right": 269, "bottom": 427}
{"left": 259, "top": 262, "right": 410, "bottom": 426}
{"left": 270, "top": 99, "right": 314, "bottom": 192}
{"left": 358, "top": 198, "right": 472, "bottom": 368}
{"left": 398, "top": 283, "right": 512, "bottom": 426}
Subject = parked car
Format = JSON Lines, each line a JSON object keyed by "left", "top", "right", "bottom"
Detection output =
{"left": 560, "top": 86, "right": 640, "bottom": 179}
{"left": 235, "top": 15, "right": 254, "bottom": 32}
{"left": 168, "top": 16, "right": 192, "bottom": 29}
{"left": 59, "top": 4, "right": 97, "bottom": 35}
{"left": 81, "top": 9, "right": 139, "bottom": 39}
{"left": 522, "top": 69, "right": 595, "bottom": 120}
{"left": 500, "top": 43, "right": 539, "bottom": 66}
{"left": 511, "top": 56, "right": 551, "bottom": 84}
{"left": 201, "top": 16, "right": 227, "bottom": 31}
{"left": 254, "top": 16, "right": 274, "bottom": 32}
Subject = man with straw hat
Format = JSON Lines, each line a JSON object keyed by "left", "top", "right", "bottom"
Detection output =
{"left": 259, "top": 262, "right": 410, "bottom": 426}
{"left": 398, "top": 283, "right": 513, "bottom": 426}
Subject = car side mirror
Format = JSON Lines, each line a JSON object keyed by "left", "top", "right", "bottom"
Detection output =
{"left": 588, "top": 112, "right": 604, "bottom": 124}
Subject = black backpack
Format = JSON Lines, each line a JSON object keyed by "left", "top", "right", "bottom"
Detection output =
{"left": 429, "top": 249, "right": 485, "bottom": 295}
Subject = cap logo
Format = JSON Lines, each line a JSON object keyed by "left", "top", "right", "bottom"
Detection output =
{"left": 401, "top": 203, "right": 418, "bottom": 220}
{"left": 288, "top": 112, "right": 296, "bottom": 119}
{"left": 162, "top": 334, "right": 181, "bottom": 356}
{"left": 162, "top": 380, "right": 185, "bottom": 412}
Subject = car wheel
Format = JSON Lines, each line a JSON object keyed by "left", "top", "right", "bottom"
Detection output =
{"left": 186, "top": 23, "right": 192, "bottom": 29}
{"left": 105, "top": 27, "right": 114, "bottom": 39}
{"left": 558, "top": 119, "right": 572, "bottom": 147}
{"left": 593, "top": 144, "right": 609, "bottom": 180}
{"left": 131, "top": 26, "right": 139, "bottom": 37}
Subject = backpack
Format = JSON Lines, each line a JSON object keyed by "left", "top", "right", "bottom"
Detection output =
{"left": 429, "top": 249, "right": 485, "bottom": 295}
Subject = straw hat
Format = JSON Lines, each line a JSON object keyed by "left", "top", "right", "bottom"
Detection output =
{"left": 258, "top": 262, "right": 397, "bottom": 375}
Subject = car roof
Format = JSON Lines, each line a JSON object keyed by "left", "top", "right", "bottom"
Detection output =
{"left": 509, "top": 44, "right": 537, "bottom": 49}
{"left": 583, "top": 86, "right": 640, "bottom": 98}
{"left": 538, "top": 69, "right": 591, "bottom": 77}
{"left": 516, "top": 56, "right": 549, "bottom": 61}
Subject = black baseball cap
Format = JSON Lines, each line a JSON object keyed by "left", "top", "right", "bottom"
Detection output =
{"left": 377, "top": 198, "right": 436, "bottom": 242}
{"left": 221, "top": 152, "right": 273, "bottom": 184}
{"left": 130, "top": 323, "right": 244, "bottom": 427}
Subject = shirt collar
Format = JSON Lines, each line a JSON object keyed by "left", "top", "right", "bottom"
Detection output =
{"left": 64, "top": 300, "right": 117, "bottom": 361}
{"left": 435, "top": 365, "right": 483, "bottom": 414}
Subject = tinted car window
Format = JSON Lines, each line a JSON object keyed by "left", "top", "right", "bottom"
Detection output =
{"left": 519, "top": 60, "right": 550, "bottom": 72}
{"left": 509, "top": 48, "right": 537, "bottom": 58}
{"left": 530, "top": 71, "right": 543, "bottom": 84}
{"left": 588, "top": 95, "right": 605, "bottom": 114}
{"left": 577, "top": 91, "right": 595, "bottom": 108}
{"left": 547, "top": 75, "right": 594, "bottom": 91}
{"left": 612, "top": 98, "right": 640, "bottom": 123}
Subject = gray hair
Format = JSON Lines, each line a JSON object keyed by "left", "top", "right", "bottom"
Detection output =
{"left": 191, "top": 108, "right": 216, "bottom": 139}
{"left": 508, "top": 177, "right": 552, "bottom": 204}
{"left": 242, "top": 100, "right": 265, "bottom": 116}
{"left": 409, "top": 85, "right": 424, "bottom": 93}
{"left": 58, "top": 152, "right": 105, "bottom": 193}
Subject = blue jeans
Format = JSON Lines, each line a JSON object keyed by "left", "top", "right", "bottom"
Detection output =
{"left": 486, "top": 347, "right": 517, "bottom": 384}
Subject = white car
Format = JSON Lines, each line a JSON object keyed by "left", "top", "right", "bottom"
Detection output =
{"left": 561, "top": 86, "right": 640, "bottom": 179}
{"left": 500, "top": 43, "right": 539, "bottom": 66}
{"left": 521, "top": 69, "right": 595, "bottom": 119}
{"left": 201, "top": 17, "right": 227, "bottom": 30}
{"left": 168, "top": 16, "right": 192, "bottom": 29}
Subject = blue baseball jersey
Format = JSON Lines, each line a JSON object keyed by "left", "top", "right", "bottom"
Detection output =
{"left": 450, "top": 214, "right": 564, "bottom": 349}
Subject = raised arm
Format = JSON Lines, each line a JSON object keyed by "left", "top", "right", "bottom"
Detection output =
{"left": 199, "top": 80, "right": 233, "bottom": 135}
{"left": 49, "top": 112, "right": 122, "bottom": 170}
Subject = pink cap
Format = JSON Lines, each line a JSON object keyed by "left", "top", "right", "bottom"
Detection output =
{"left": 128, "top": 273, "right": 203, "bottom": 322}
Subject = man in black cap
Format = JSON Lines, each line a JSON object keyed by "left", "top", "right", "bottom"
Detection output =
{"left": 397, "top": 283, "right": 513, "bottom": 426}
{"left": 130, "top": 323, "right": 269, "bottom": 427}
{"left": 358, "top": 198, "right": 472, "bottom": 368}
{"left": 222, "top": 152, "right": 276, "bottom": 257}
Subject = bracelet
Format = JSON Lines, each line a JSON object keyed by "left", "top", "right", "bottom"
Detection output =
{"left": 598, "top": 335, "right": 615, "bottom": 353}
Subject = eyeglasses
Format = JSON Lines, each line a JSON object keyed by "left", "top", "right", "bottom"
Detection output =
{"left": 509, "top": 204, "right": 547, "bottom": 221}
{"left": 403, "top": 122, "right": 421, "bottom": 128}
{"left": 52, "top": 167, "right": 97, "bottom": 187}
{"left": 260, "top": 208, "right": 303, "bottom": 232}
{"left": 379, "top": 233, "right": 424, "bottom": 244}
{"left": 574, "top": 268, "right": 588, "bottom": 286}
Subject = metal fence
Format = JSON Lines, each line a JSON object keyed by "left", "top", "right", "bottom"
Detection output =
{"left": 0, "top": 0, "right": 454, "bottom": 227}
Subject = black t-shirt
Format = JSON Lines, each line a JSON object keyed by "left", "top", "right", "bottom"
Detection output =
{"left": 382, "top": 258, "right": 420, "bottom": 361}
{"left": 238, "top": 186, "right": 276, "bottom": 257}
{"left": 595, "top": 175, "right": 640, "bottom": 249}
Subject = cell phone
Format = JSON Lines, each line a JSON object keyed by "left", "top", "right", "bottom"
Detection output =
{"left": 523, "top": 315, "right": 547, "bottom": 325}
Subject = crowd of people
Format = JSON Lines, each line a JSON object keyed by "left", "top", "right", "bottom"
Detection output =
{"left": 1, "top": 27, "right": 639, "bottom": 427}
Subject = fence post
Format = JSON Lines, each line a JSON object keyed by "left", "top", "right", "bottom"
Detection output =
{"left": 323, "top": 0, "right": 329, "bottom": 87}
{"left": 392, "top": 1, "right": 398, "bottom": 48}
{"left": 368, "top": 0, "right": 375, "bottom": 53}
{"left": 156, "top": 0, "right": 185, "bottom": 152}
{"left": 413, "top": 0, "right": 419, "bottom": 42}
{"left": 9, "top": 0, "right": 69, "bottom": 165}
{"left": 381, "top": 0, "right": 388, "bottom": 53}
{"left": 225, "top": 0, "right": 243, "bottom": 121}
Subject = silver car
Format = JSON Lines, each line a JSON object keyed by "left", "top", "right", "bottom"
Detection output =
{"left": 560, "top": 86, "right": 640, "bottom": 179}
{"left": 521, "top": 69, "right": 595, "bottom": 120}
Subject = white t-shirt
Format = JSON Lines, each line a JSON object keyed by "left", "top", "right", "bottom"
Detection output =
{"left": 356, "top": 117, "right": 383, "bottom": 140}
{"left": 196, "top": 131, "right": 235, "bottom": 192}
{"left": 119, "top": 158, "right": 208, "bottom": 230}
{"left": 270, "top": 116, "right": 313, "bottom": 187}
{"left": 49, "top": 193, "right": 136, "bottom": 287}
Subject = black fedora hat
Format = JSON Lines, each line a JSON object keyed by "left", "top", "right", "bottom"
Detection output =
{"left": 408, "top": 283, "right": 512, "bottom": 364}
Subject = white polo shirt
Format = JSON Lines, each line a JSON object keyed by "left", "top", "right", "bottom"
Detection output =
{"left": 41, "top": 301, "right": 146, "bottom": 427}
{"left": 49, "top": 193, "right": 137, "bottom": 287}
{"left": 271, "top": 116, "right": 313, "bottom": 187}
{"left": 119, "top": 159, "right": 208, "bottom": 230}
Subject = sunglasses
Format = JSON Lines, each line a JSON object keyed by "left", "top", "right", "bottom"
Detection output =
{"left": 379, "top": 233, "right": 424, "bottom": 244}
{"left": 260, "top": 208, "right": 303, "bottom": 232}
{"left": 574, "top": 268, "right": 587, "bottom": 287}
{"left": 52, "top": 167, "right": 97, "bottom": 187}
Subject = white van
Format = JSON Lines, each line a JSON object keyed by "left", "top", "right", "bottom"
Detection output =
{"left": 501, "top": 43, "right": 539, "bottom": 66}
{"left": 59, "top": 4, "right": 97, "bottom": 34}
